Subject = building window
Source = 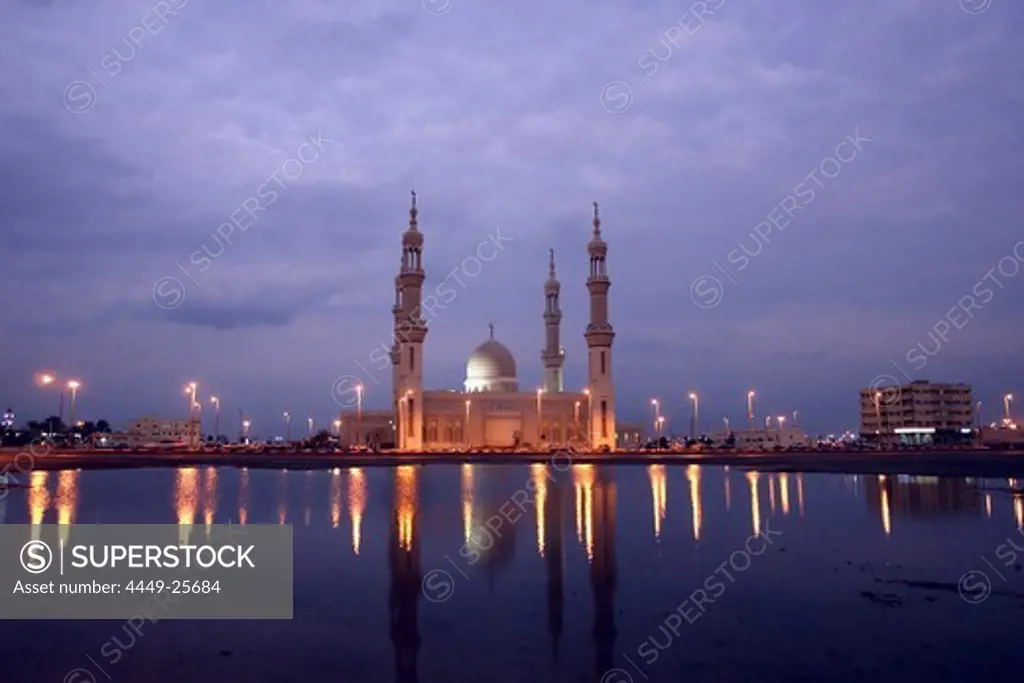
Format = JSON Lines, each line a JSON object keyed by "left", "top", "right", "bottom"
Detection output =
{"left": 600, "top": 351, "right": 606, "bottom": 375}
{"left": 601, "top": 400, "right": 608, "bottom": 438}
{"left": 409, "top": 346, "right": 415, "bottom": 371}
{"left": 407, "top": 399, "right": 414, "bottom": 437}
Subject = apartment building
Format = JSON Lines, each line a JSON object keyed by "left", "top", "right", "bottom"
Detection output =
{"left": 859, "top": 380, "right": 974, "bottom": 447}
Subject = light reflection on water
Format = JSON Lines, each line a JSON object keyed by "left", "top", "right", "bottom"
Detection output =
{"left": 4, "top": 464, "right": 1024, "bottom": 682}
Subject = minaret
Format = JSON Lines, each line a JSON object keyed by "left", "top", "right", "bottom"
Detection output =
{"left": 585, "top": 203, "right": 616, "bottom": 451}
{"left": 395, "top": 191, "right": 428, "bottom": 451}
{"left": 541, "top": 248, "right": 565, "bottom": 393}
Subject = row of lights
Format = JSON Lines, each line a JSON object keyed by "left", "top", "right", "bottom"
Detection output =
{"left": 186, "top": 381, "right": 363, "bottom": 442}
{"left": 649, "top": 390, "right": 794, "bottom": 438}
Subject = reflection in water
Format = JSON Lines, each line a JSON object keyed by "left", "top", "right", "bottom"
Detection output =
{"left": 686, "top": 465, "right": 701, "bottom": 542}
{"left": 747, "top": 471, "right": 761, "bottom": 536}
{"left": 531, "top": 464, "right": 547, "bottom": 556}
{"left": 878, "top": 475, "right": 892, "bottom": 537}
{"left": 202, "top": 467, "right": 218, "bottom": 534}
{"left": 303, "top": 471, "right": 314, "bottom": 527}
{"left": 56, "top": 470, "right": 79, "bottom": 546}
{"left": 238, "top": 468, "right": 250, "bottom": 526}
{"left": 330, "top": 469, "right": 342, "bottom": 529}
{"left": 724, "top": 469, "right": 731, "bottom": 511}
{"left": 389, "top": 466, "right": 420, "bottom": 683}
{"left": 797, "top": 473, "right": 805, "bottom": 517}
{"left": 277, "top": 471, "right": 291, "bottom": 525}
{"left": 647, "top": 465, "right": 666, "bottom": 541}
{"left": 985, "top": 493, "right": 992, "bottom": 518}
{"left": 574, "top": 465, "right": 596, "bottom": 561}
{"left": 175, "top": 467, "right": 198, "bottom": 544}
{"left": 1015, "top": 497, "right": 1023, "bottom": 530}
{"left": 779, "top": 473, "right": 791, "bottom": 516}
{"left": 463, "top": 464, "right": 476, "bottom": 545}
{"left": 28, "top": 472, "right": 49, "bottom": 541}
{"left": 543, "top": 470, "right": 564, "bottom": 662}
{"left": 769, "top": 475, "right": 777, "bottom": 514}
{"left": 589, "top": 468, "right": 617, "bottom": 679}
{"left": 349, "top": 468, "right": 367, "bottom": 556}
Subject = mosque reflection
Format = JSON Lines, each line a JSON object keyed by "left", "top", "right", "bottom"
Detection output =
{"left": 13, "top": 464, "right": 1024, "bottom": 682}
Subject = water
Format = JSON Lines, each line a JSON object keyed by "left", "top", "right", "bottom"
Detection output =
{"left": 2, "top": 464, "right": 1023, "bottom": 682}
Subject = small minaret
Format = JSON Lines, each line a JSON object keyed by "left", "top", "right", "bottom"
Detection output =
{"left": 395, "top": 191, "right": 428, "bottom": 451}
{"left": 585, "top": 203, "right": 616, "bottom": 451}
{"left": 541, "top": 248, "right": 565, "bottom": 393}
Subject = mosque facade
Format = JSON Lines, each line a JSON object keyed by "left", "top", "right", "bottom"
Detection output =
{"left": 388, "top": 192, "right": 617, "bottom": 451}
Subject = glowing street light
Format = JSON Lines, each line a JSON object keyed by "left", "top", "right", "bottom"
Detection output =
{"left": 747, "top": 390, "right": 756, "bottom": 427}
{"left": 537, "top": 388, "right": 545, "bottom": 443}
{"left": 210, "top": 396, "right": 220, "bottom": 443}
{"left": 688, "top": 392, "right": 699, "bottom": 440}
{"left": 333, "top": 419, "right": 342, "bottom": 436}
{"left": 651, "top": 398, "right": 661, "bottom": 436}
{"left": 66, "top": 380, "right": 82, "bottom": 441}
{"left": 36, "top": 372, "right": 63, "bottom": 430}
{"left": 307, "top": 416, "right": 315, "bottom": 438}
{"left": 464, "top": 399, "right": 471, "bottom": 445}
{"left": 583, "top": 388, "right": 593, "bottom": 448}
{"left": 242, "top": 419, "right": 251, "bottom": 440}
{"left": 1006, "top": 394, "right": 1014, "bottom": 421}
{"left": 283, "top": 411, "right": 292, "bottom": 442}
{"left": 356, "top": 383, "right": 364, "bottom": 446}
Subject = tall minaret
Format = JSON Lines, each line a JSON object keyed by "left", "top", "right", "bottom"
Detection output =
{"left": 541, "top": 248, "right": 565, "bottom": 393}
{"left": 395, "top": 191, "right": 427, "bottom": 451}
{"left": 585, "top": 203, "right": 616, "bottom": 451}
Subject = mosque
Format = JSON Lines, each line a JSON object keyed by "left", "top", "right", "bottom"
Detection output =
{"left": 381, "top": 192, "right": 617, "bottom": 451}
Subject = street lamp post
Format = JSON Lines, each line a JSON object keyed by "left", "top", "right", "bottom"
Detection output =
{"left": 308, "top": 416, "right": 314, "bottom": 439}
{"left": 185, "top": 382, "right": 198, "bottom": 448}
{"left": 657, "top": 415, "right": 666, "bottom": 440}
{"left": 976, "top": 400, "right": 982, "bottom": 430}
{"left": 242, "top": 419, "right": 251, "bottom": 441}
{"left": 1005, "top": 394, "right": 1014, "bottom": 421}
{"left": 747, "top": 390, "right": 755, "bottom": 427}
{"left": 651, "top": 399, "right": 661, "bottom": 438}
{"left": 536, "top": 388, "right": 544, "bottom": 444}
{"left": 210, "top": 396, "right": 220, "bottom": 444}
{"left": 356, "top": 384, "right": 364, "bottom": 446}
{"left": 284, "top": 411, "right": 292, "bottom": 443}
{"left": 464, "top": 399, "right": 471, "bottom": 446}
{"left": 777, "top": 415, "right": 786, "bottom": 444}
{"left": 67, "top": 380, "right": 81, "bottom": 444}
{"left": 574, "top": 400, "right": 581, "bottom": 440}
{"left": 333, "top": 419, "right": 342, "bottom": 437}
{"left": 874, "top": 391, "right": 882, "bottom": 448}
{"left": 688, "top": 392, "right": 699, "bottom": 440}
{"left": 583, "top": 388, "right": 593, "bottom": 449}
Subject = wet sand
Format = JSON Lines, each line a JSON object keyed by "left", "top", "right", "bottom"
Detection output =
{"left": 2, "top": 447, "right": 1024, "bottom": 477}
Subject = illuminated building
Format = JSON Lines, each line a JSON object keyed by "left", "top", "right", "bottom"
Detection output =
{"left": 859, "top": 380, "right": 974, "bottom": 447}
{"left": 338, "top": 195, "right": 619, "bottom": 450}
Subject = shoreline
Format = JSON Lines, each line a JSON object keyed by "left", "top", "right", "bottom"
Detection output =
{"left": 2, "top": 447, "right": 1024, "bottom": 478}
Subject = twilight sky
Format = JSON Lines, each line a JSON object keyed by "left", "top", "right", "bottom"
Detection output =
{"left": 1, "top": 0, "right": 1022, "bottom": 436}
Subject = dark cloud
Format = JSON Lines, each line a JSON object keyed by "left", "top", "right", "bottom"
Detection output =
{"left": 0, "top": 0, "right": 1021, "bottom": 433}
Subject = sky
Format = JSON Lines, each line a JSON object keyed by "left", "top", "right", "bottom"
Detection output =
{"left": 1, "top": 0, "right": 1022, "bottom": 436}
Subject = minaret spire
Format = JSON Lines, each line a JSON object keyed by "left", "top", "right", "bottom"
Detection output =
{"left": 542, "top": 248, "right": 564, "bottom": 394}
{"left": 408, "top": 190, "right": 418, "bottom": 230}
{"left": 586, "top": 202, "right": 615, "bottom": 450}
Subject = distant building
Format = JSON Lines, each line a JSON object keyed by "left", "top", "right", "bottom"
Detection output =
{"left": 1, "top": 408, "right": 13, "bottom": 430}
{"left": 126, "top": 416, "right": 192, "bottom": 446}
{"left": 708, "top": 426, "right": 809, "bottom": 449}
{"left": 980, "top": 422, "right": 1024, "bottom": 449}
{"left": 859, "top": 380, "right": 974, "bottom": 447}
{"left": 337, "top": 410, "right": 396, "bottom": 448}
{"left": 617, "top": 422, "right": 643, "bottom": 450}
